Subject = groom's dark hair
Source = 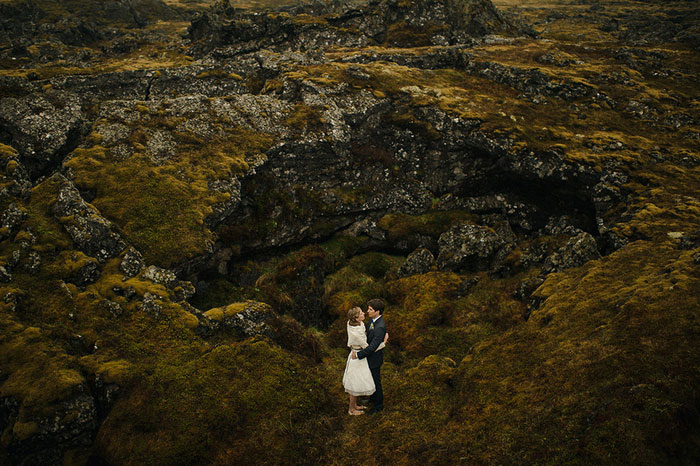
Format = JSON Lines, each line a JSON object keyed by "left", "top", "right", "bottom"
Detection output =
{"left": 367, "top": 298, "right": 384, "bottom": 314}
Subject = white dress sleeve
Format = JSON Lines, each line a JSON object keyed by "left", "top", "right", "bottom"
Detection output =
{"left": 347, "top": 323, "right": 385, "bottom": 350}
{"left": 347, "top": 323, "right": 368, "bottom": 348}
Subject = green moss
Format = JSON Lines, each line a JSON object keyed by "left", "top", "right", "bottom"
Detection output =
{"left": 96, "top": 339, "right": 339, "bottom": 466}
{"left": 0, "top": 143, "right": 18, "bottom": 158}
{"left": 203, "top": 302, "right": 247, "bottom": 321}
{"left": 385, "top": 21, "right": 448, "bottom": 47}
{"left": 12, "top": 421, "right": 39, "bottom": 441}
{"left": 22, "top": 177, "right": 73, "bottom": 253}
{"left": 286, "top": 103, "right": 325, "bottom": 134}
{"left": 0, "top": 316, "right": 84, "bottom": 410}
{"left": 377, "top": 210, "right": 478, "bottom": 242}
{"left": 64, "top": 101, "right": 275, "bottom": 267}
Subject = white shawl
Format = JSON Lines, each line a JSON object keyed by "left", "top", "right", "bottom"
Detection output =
{"left": 346, "top": 322, "right": 385, "bottom": 351}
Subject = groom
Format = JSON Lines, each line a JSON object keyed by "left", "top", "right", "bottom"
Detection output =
{"left": 352, "top": 298, "right": 386, "bottom": 414}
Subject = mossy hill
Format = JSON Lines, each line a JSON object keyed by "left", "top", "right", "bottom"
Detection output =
{"left": 1, "top": 0, "right": 699, "bottom": 464}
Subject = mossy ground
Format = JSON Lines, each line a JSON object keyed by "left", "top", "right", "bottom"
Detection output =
{"left": 64, "top": 101, "right": 274, "bottom": 267}
{"left": 2, "top": 0, "right": 700, "bottom": 464}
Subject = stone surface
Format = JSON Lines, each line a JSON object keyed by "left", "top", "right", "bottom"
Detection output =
{"left": 542, "top": 232, "right": 601, "bottom": 274}
{"left": 437, "top": 222, "right": 514, "bottom": 272}
{"left": 398, "top": 248, "right": 436, "bottom": 277}
{"left": 51, "top": 175, "right": 126, "bottom": 262}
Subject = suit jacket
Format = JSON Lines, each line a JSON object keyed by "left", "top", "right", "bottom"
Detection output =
{"left": 357, "top": 316, "right": 385, "bottom": 369}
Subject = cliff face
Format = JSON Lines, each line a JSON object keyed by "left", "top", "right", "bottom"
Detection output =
{"left": 1, "top": 0, "right": 700, "bottom": 464}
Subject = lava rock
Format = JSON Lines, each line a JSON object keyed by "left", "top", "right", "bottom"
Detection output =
{"left": 70, "top": 257, "right": 101, "bottom": 286}
{"left": 51, "top": 175, "right": 126, "bottom": 262}
{"left": 142, "top": 265, "right": 178, "bottom": 288}
{"left": 119, "top": 247, "right": 145, "bottom": 277}
{"left": 437, "top": 222, "right": 513, "bottom": 272}
{"left": 542, "top": 232, "right": 601, "bottom": 274}
{"left": 398, "top": 248, "right": 436, "bottom": 277}
{"left": 0, "top": 92, "right": 85, "bottom": 177}
{"left": 204, "top": 301, "right": 276, "bottom": 338}
{"left": 0, "top": 203, "right": 27, "bottom": 239}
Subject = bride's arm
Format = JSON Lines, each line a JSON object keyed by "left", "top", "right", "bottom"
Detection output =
{"left": 376, "top": 332, "right": 388, "bottom": 351}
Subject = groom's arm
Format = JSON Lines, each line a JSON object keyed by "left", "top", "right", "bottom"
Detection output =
{"left": 357, "top": 325, "right": 386, "bottom": 360}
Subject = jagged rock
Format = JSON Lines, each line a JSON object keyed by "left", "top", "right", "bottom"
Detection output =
{"left": 465, "top": 61, "right": 611, "bottom": 103}
{"left": 0, "top": 203, "right": 27, "bottom": 239}
{"left": 142, "top": 265, "right": 178, "bottom": 288}
{"left": 8, "top": 250, "right": 21, "bottom": 269}
{"left": 345, "top": 217, "right": 387, "bottom": 242}
{"left": 173, "top": 282, "right": 196, "bottom": 302}
{"left": 187, "top": 0, "right": 522, "bottom": 56}
{"left": 120, "top": 247, "right": 145, "bottom": 277}
{"left": 0, "top": 92, "right": 85, "bottom": 176}
{"left": 437, "top": 222, "right": 513, "bottom": 272}
{"left": 207, "top": 178, "right": 242, "bottom": 227}
{"left": 544, "top": 215, "right": 584, "bottom": 236}
{"left": 142, "top": 265, "right": 195, "bottom": 301}
{"left": 679, "top": 230, "right": 700, "bottom": 250}
{"left": 51, "top": 175, "right": 126, "bottom": 262}
{"left": 203, "top": 301, "right": 275, "bottom": 338}
{"left": 3, "top": 387, "right": 97, "bottom": 466}
{"left": 592, "top": 171, "right": 628, "bottom": 215}
{"left": 0, "top": 265, "right": 11, "bottom": 283}
{"left": 139, "top": 292, "right": 163, "bottom": 317}
{"left": 542, "top": 232, "right": 601, "bottom": 274}
{"left": 2, "top": 290, "right": 23, "bottom": 312}
{"left": 112, "top": 285, "right": 137, "bottom": 300}
{"left": 70, "top": 257, "right": 101, "bottom": 286}
{"left": 102, "top": 299, "right": 123, "bottom": 317}
{"left": 24, "top": 251, "right": 41, "bottom": 274}
{"left": 398, "top": 248, "right": 435, "bottom": 277}
{"left": 514, "top": 277, "right": 545, "bottom": 301}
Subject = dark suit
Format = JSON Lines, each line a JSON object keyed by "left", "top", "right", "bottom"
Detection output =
{"left": 357, "top": 316, "right": 385, "bottom": 412}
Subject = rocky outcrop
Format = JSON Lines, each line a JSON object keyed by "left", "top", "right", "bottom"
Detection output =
{"left": 3, "top": 388, "right": 97, "bottom": 466}
{"left": 542, "top": 232, "right": 601, "bottom": 275}
{"left": 187, "top": 0, "right": 524, "bottom": 56}
{"left": 51, "top": 175, "right": 126, "bottom": 262}
{"left": 201, "top": 300, "right": 276, "bottom": 337}
{"left": 0, "top": 92, "right": 85, "bottom": 178}
{"left": 398, "top": 248, "right": 436, "bottom": 277}
{"left": 436, "top": 222, "right": 515, "bottom": 273}
{"left": 0, "top": 0, "right": 181, "bottom": 51}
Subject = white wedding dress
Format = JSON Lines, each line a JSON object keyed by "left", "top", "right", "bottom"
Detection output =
{"left": 342, "top": 322, "right": 383, "bottom": 396}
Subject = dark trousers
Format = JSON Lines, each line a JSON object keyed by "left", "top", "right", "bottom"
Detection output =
{"left": 369, "top": 365, "right": 383, "bottom": 411}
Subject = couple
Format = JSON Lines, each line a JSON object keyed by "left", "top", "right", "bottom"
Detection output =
{"left": 342, "top": 298, "right": 387, "bottom": 416}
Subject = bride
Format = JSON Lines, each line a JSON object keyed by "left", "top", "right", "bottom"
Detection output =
{"left": 343, "top": 306, "right": 387, "bottom": 415}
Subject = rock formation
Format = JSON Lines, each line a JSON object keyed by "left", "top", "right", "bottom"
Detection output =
{"left": 0, "top": 0, "right": 699, "bottom": 464}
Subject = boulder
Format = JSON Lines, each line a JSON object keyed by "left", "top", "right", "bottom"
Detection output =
{"left": 51, "top": 175, "right": 126, "bottom": 262}
{"left": 0, "top": 203, "right": 27, "bottom": 239}
{"left": 0, "top": 93, "right": 85, "bottom": 177}
{"left": 542, "top": 232, "right": 601, "bottom": 274}
{"left": 203, "top": 301, "right": 275, "bottom": 338}
{"left": 398, "top": 248, "right": 436, "bottom": 277}
{"left": 3, "top": 388, "right": 97, "bottom": 466}
{"left": 437, "top": 222, "right": 513, "bottom": 272}
{"left": 119, "top": 247, "right": 145, "bottom": 277}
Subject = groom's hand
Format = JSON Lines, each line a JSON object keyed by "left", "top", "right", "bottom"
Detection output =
{"left": 351, "top": 351, "right": 357, "bottom": 359}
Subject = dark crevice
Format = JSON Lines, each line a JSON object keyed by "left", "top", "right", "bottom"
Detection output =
{"left": 144, "top": 76, "right": 155, "bottom": 101}
{"left": 30, "top": 124, "right": 86, "bottom": 182}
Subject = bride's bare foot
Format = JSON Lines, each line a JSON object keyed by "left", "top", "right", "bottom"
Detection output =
{"left": 348, "top": 409, "right": 364, "bottom": 415}
{"left": 354, "top": 405, "right": 366, "bottom": 410}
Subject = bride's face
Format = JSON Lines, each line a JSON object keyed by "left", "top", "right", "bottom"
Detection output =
{"left": 358, "top": 310, "right": 365, "bottom": 322}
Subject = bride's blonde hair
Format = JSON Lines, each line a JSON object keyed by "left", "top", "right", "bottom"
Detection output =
{"left": 347, "top": 307, "right": 363, "bottom": 326}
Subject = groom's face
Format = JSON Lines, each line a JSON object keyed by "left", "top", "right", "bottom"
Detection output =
{"left": 367, "top": 306, "right": 379, "bottom": 319}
